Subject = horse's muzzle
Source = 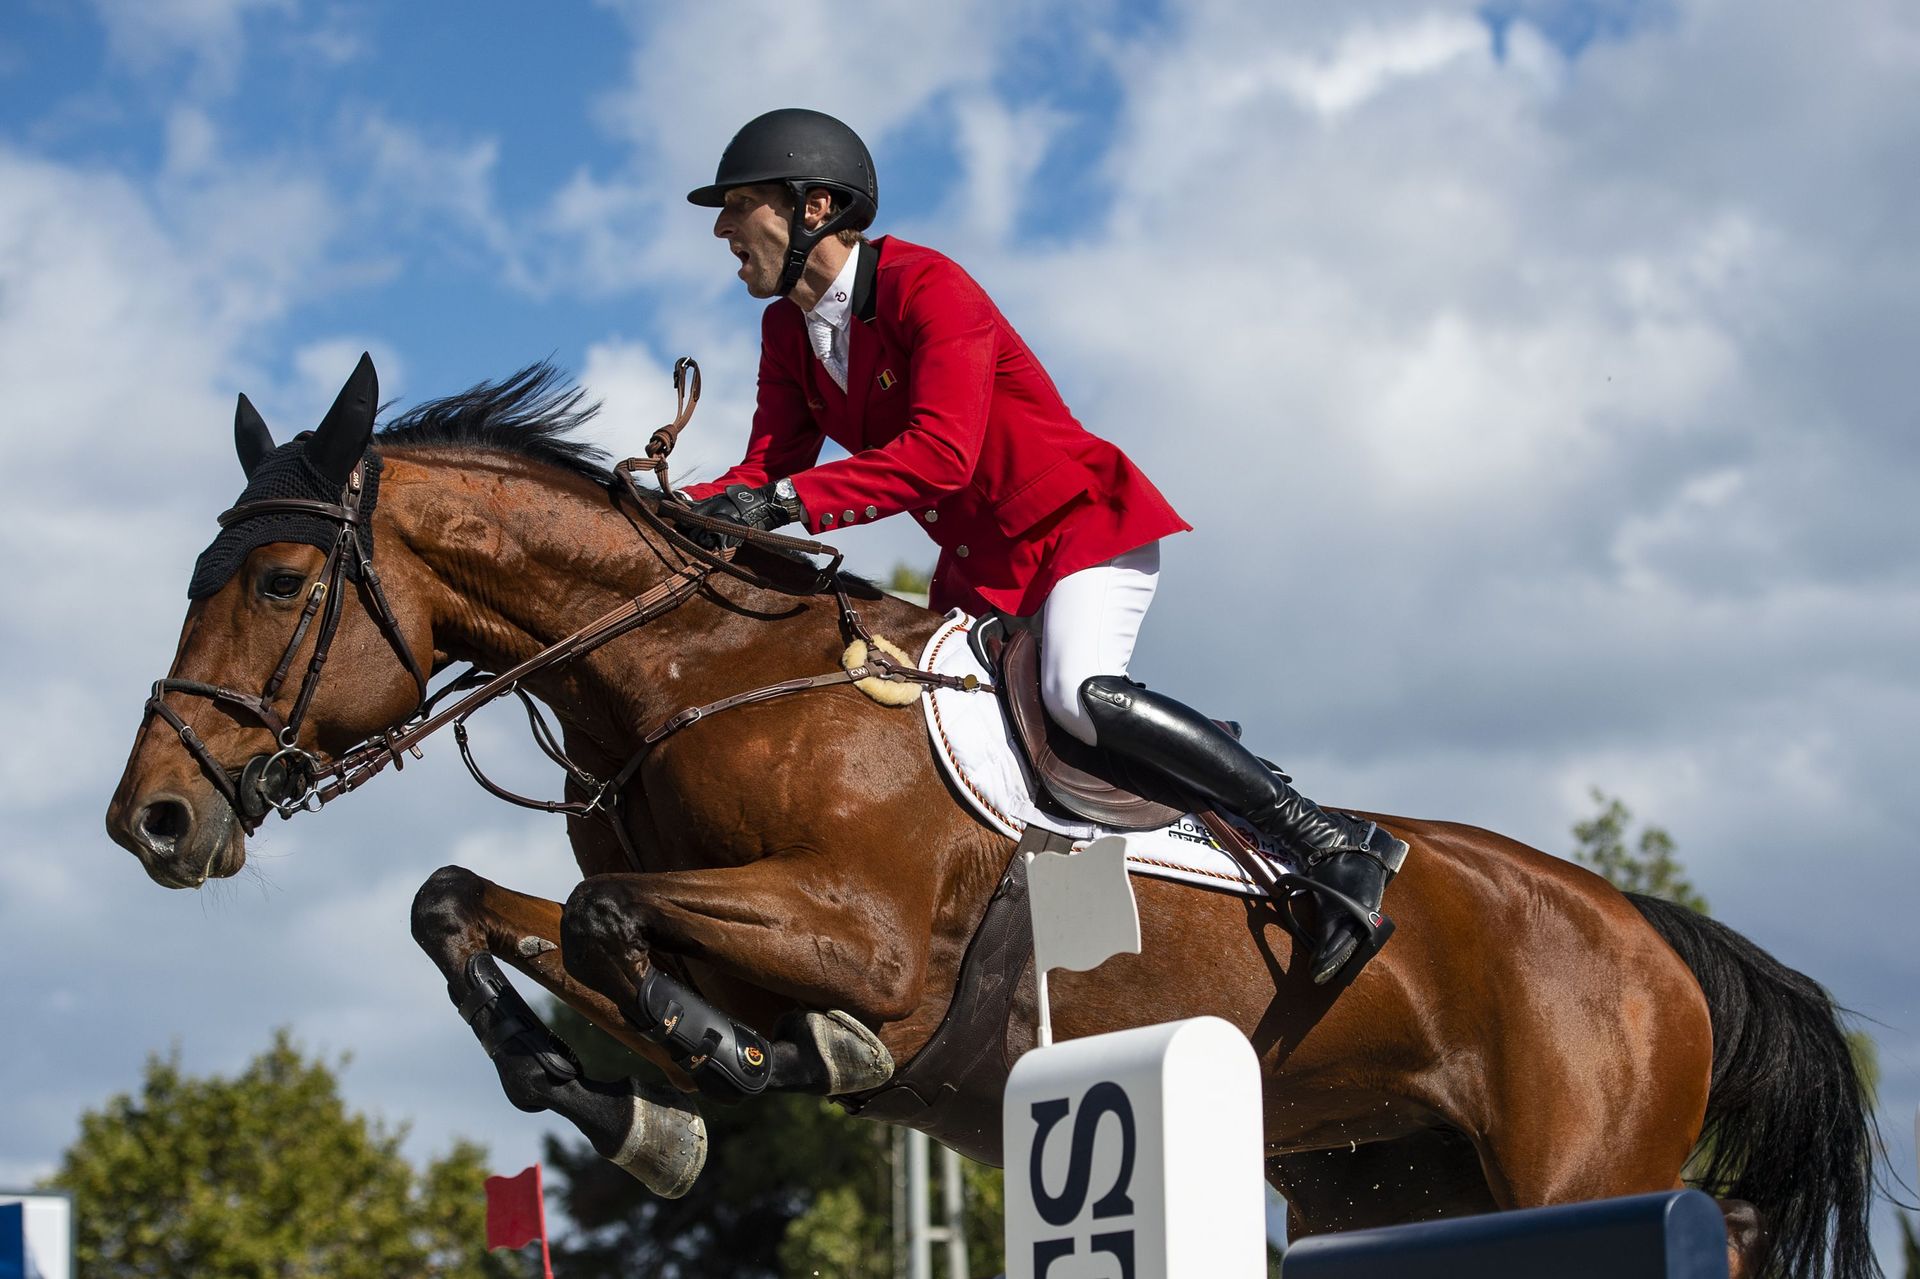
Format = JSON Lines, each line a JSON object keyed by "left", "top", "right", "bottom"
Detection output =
{"left": 111, "top": 787, "right": 243, "bottom": 888}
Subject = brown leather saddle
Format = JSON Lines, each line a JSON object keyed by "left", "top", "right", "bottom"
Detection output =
{"left": 957, "top": 616, "right": 1398, "bottom": 990}
{"left": 973, "top": 617, "right": 1236, "bottom": 831}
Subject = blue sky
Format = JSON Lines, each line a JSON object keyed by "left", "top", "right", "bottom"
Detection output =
{"left": 0, "top": 0, "right": 1178, "bottom": 399}
{"left": 3, "top": 0, "right": 1918, "bottom": 1266}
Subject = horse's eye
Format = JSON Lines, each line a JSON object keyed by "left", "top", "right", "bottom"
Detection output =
{"left": 261, "top": 570, "right": 307, "bottom": 600}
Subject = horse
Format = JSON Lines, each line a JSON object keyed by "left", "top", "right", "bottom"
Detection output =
{"left": 105, "top": 356, "right": 1882, "bottom": 1279}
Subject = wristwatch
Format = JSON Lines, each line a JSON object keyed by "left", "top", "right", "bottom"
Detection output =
{"left": 771, "top": 477, "right": 807, "bottom": 523}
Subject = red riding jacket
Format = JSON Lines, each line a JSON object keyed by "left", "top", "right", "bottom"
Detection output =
{"left": 682, "top": 236, "right": 1189, "bottom": 616}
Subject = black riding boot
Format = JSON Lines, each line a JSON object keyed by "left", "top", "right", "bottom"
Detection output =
{"left": 1079, "top": 676, "right": 1408, "bottom": 984}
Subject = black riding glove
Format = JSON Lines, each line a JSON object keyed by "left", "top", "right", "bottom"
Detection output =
{"left": 683, "top": 480, "right": 807, "bottom": 551}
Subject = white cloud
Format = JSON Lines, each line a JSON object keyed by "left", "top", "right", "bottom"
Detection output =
{"left": 292, "top": 336, "right": 408, "bottom": 428}
{"left": 86, "top": 0, "right": 293, "bottom": 95}
{"left": 949, "top": 95, "right": 1065, "bottom": 247}
{"left": 349, "top": 113, "right": 531, "bottom": 290}
{"left": 579, "top": 334, "right": 755, "bottom": 487}
{"left": 591, "top": 0, "right": 1007, "bottom": 170}
{"left": 1267, "top": 13, "right": 1489, "bottom": 120}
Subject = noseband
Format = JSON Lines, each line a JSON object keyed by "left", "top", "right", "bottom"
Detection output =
{"left": 142, "top": 460, "right": 430, "bottom": 830}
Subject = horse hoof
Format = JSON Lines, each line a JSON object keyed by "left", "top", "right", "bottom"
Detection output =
{"left": 789, "top": 1008, "right": 894, "bottom": 1094}
{"left": 596, "top": 1078, "right": 708, "bottom": 1198}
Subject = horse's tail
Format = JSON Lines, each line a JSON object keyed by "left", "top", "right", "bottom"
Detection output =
{"left": 1626, "top": 891, "right": 1881, "bottom": 1279}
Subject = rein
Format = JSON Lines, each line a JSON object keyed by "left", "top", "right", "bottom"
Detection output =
{"left": 142, "top": 358, "right": 980, "bottom": 861}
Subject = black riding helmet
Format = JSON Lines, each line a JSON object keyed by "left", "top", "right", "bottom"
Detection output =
{"left": 687, "top": 108, "right": 878, "bottom": 297}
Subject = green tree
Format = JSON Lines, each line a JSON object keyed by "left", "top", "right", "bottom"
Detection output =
{"left": 1570, "top": 789, "right": 1709, "bottom": 913}
{"left": 47, "top": 1028, "right": 514, "bottom": 1279}
{"left": 542, "top": 1001, "right": 885, "bottom": 1277}
{"left": 885, "top": 562, "right": 933, "bottom": 599}
{"left": 961, "top": 1158, "right": 1006, "bottom": 1277}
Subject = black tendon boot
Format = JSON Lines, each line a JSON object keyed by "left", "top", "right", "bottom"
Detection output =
{"left": 1079, "top": 676, "right": 1409, "bottom": 984}
{"left": 625, "top": 965, "right": 772, "bottom": 1102}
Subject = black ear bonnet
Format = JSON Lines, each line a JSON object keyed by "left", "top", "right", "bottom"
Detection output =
{"left": 187, "top": 442, "right": 383, "bottom": 600}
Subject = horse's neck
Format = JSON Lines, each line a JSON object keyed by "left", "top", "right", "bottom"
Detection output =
{"left": 383, "top": 452, "right": 700, "bottom": 731}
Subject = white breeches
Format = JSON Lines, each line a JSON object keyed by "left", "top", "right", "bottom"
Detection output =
{"left": 1037, "top": 541, "right": 1162, "bottom": 746}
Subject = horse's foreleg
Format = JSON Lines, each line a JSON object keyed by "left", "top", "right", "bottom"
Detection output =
{"left": 559, "top": 857, "right": 909, "bottom": 1105}
{"left": 409, "top": 864, "right": 706, "bottom": 1197}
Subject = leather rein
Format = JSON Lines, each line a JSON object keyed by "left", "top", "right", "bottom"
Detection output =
{"left": 141, "top": 358, "right": 976, "bottom": 865}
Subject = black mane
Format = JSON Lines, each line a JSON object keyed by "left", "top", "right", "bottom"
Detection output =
{"left": 375, "top": 361, "right": 610, "bottom": 482}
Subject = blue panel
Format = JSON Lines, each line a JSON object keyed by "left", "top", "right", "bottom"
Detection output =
{"left": 1283, "top": 1190, "right": 1729, "bottom": 1279}
{"left": 0, "top": 1203, "right": 24, "bottom": 1279}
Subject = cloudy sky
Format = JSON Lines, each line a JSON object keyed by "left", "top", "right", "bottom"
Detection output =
{"left": 3, "top": 0, "right": 1916, "bottom": 1261}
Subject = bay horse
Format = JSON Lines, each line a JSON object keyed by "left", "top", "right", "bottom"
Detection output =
{"left": 105, "top": 357, "right": 1882, "bottom": 1279}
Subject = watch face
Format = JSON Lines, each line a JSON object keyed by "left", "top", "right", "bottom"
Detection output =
{"left": 775, "top": 478, "right": 797, "bottom": 500}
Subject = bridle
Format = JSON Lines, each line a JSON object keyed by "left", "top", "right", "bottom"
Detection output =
{"left": 139, "top": 359, "right": 977, "bottom": 859}
{"left": 143, "top": 458, "right": 430, "bottom": 830}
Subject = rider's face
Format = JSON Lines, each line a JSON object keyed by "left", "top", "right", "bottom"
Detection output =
{"left": 713, "top": 184, "right": 792, "bottom": 299}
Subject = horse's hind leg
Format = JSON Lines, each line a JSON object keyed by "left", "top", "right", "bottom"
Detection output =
{"left": 1468, "top": 966, "right": 1733, "bottom": 1266}
{"left": 558, "top": 858, "right": 908, "bottom": 1104}
{"left": 1270, "top": 1128, "right": 1498, "bottom": 1239}
{"left": 409, "top": 864, "right": 707, "bottom": 1197}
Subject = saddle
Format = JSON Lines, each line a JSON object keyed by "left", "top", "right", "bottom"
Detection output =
{"left": 973, "top": 617, "right": 1226, "bottom": 831}
{"left": 968, "top": 616, "right": 1397, "bottom": 975}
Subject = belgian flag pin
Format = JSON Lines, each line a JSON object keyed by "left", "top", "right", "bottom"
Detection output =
{"left": 877, "top": 369, "right": 897, "bottom": 390}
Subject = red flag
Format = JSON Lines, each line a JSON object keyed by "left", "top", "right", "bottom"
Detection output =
{"left": 485, "top": 1164, "right": 554, "bottom": 1277}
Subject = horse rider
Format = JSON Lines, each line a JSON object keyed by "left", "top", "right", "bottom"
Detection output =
{"left": 678, "top": 108, "right": 1406, "bottom": 984}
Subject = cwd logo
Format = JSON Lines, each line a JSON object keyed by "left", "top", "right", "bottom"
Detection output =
{"left": 1026, "top": 1082, "right": 1138, "bottom": 1277}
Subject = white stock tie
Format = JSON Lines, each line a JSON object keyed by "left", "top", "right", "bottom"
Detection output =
{"left": 807, "top": 313, "right": 848, "bottom": 392}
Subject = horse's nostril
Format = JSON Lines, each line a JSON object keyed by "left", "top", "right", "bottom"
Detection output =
{"left": 138, "top": 797, "right": 192, "bottom": 848}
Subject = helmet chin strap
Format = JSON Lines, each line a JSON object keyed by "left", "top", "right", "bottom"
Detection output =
{"left": 775, "top": 180, "right": 856, "bottom": 298}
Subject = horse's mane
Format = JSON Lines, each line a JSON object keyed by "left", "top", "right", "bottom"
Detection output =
{"left": 375, "top": 361, "right": 611, "bottom": 483}
{"left": 370, "top": 360, "right": 889, "bottom": 604}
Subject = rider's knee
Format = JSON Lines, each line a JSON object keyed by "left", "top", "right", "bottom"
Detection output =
{"left": 1042, "top": 658, "right": 1102, "bottom": 747}
{"left": 1075, "top": 674, "right": 1147, "bottom": 745}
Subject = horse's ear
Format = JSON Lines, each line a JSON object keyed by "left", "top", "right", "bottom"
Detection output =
{"left": 235, "top": 393, "right": 274, "bottom": 478}
{"left": 306, "top": 351, "right": 378, "bottom": 487}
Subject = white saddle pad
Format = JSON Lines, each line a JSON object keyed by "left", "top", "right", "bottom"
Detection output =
{"left": 916, "top": 612, "right": 1299, "bottom": 899}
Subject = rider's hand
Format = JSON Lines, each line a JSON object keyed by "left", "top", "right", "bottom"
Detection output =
{"left": 684, "top": 490, "right": 749, "bottom": 551}
{"left": 682, "top": 480, "right": 806, "bottom": 551}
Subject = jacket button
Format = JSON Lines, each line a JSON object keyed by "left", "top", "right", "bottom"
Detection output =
{"left": 924, "top": 510, "right": 938, "bottom": 523}
{"left": 865, "top": 504, "right": 878, "bottom": 519}
{"left": 843, "top": 509, "right": 857, "bottom": 524}
{"left": 956, "top": 545, "right": 970, "bottom": 558}
{"left": 821, "top": 512, "right": 835, "bottom": 527}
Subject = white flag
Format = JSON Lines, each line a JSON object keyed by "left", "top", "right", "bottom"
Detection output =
{"left": 1028, "top": 835, "right": 1142, "bottom": 976}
